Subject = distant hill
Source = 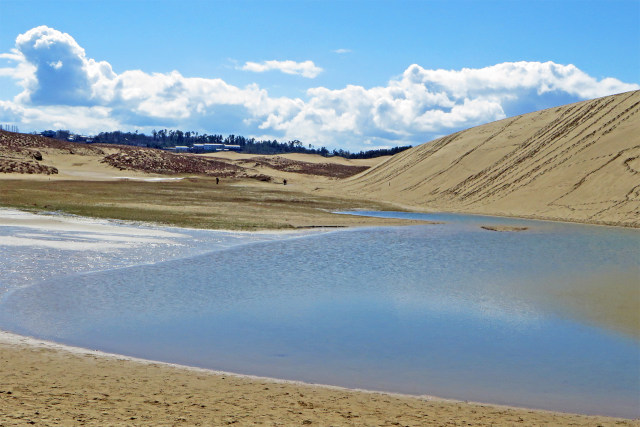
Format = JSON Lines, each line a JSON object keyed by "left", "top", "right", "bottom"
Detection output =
{"left": 342, "top": 91, "right": 640, "bottom": 227}
{"left": 0, "top": 131, "right": 373, "bottom": 182}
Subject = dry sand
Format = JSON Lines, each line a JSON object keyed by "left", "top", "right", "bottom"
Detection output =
{"left": 200, "top": 152, "right": 383, "bottom": 186}
{"left": 2, "top": 92, "right": 639, "bottom": 229}
{"left": 205, "top": 151, "right": 388, "bottom": 167}
{"left": 339, "top": 90, "right": 640, "bottom": 228}
{"left": 1, "top": 331, "right": 635, "bottom": 427}
{"left": 0, "top": 135, "right": 384, "bottom": 185}
{"left": 0, "top": 144, "right": 179, "bottom": 182}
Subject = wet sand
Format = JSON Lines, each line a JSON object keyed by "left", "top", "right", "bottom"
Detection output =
{"left": 480, "top": 225, "right": 529, "bottom": 232}
{"left": 1, "top": 331, "right": 636, "bottom": 426}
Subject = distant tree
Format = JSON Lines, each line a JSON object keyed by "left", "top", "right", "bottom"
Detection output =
{"left": 56, "top": 130, "right": 71, "bottom": 140}
{"left": 38, "top": 127, "right": 411, "bottom": 159}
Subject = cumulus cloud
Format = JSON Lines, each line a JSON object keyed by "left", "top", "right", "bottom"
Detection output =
{"left": 402, "top": 62, "right": 639, "bottom": 102}
{"left": 1, "top": 26, "right": 638, "bottom": 151}
{"left": 241, "top": 60, "right": 323, "bottom": 78}
{"left": 11, "top": 26, "right": 116, "bottom": 106}
{"left": 268, "top": 62, "right": 640, "bottom": 147}
{"left": 0, "top": 100, "right": 24, "bottom": 122}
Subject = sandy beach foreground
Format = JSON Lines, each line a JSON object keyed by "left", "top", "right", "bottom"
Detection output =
{"left": 1, "top": 331, "right": 635, "bottom": 427}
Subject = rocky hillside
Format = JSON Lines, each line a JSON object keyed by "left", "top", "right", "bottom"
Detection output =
{"left": 342, "top": 91, "right": 640, "bottom": 227}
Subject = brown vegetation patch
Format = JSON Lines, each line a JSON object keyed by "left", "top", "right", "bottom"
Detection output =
{"left": 240, "top": 155, "right": 369, "bottom": 178}
{"left": 0, "top": 130, "right": 105, "bottom": 176}
{"left": 0, "top": 131, "right": 66, "bottom": 175}
{"left": 98, "top": 146, "right": 246, "bottom": 177}
{"left": 0, "top": 158, "right": 58, "bottom": 175}
{"left": 0, "top": 130, "right": 104, "bottom": 155}
{"left": 1, "top": 131, "right": 371, "bottom": 182}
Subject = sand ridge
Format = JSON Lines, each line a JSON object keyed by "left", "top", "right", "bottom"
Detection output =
{"left": 339, "top": 91, "right": 640, "bottom": 227}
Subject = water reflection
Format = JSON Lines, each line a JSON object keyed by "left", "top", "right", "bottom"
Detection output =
{"left": 0, "top": 212, "right": 638, "bottom": 417}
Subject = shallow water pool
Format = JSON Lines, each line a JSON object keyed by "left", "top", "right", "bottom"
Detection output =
{"left": 0, "top": 211, "right": 638, "bottom": 417}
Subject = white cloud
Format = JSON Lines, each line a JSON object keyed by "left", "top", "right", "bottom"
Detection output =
{"left": 1, "top": 26, "right": 638, "bottom": 151}
{"left": 241, "top": 59, "right": 323, "bottom": 78}
{"left": 0, "top": 100, "right": 24, "bottom": 122}
{"left": 266, "top": 62, "right": 638, "bottom": 148}
{"left": 12, "top": 26, "right": 116, "bottom": 106}
{"left": 333, "top": 48, "right": 352, "bottom": 54}
{"left": 402, "top": 61, "right": 639, "bottom": 101}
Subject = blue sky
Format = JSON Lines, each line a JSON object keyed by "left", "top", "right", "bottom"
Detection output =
{"left": 0, "top": 0, "right": 638, "bottom": 151}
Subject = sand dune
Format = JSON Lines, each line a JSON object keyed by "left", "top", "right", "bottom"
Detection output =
{"left": 341, "top": 91, "right": 640, "bottom": 227}
{"left": 2, "top": 92, "right": 638, "bottom": 227}
{"left": 0, "top": 132, "right": 379, "bottom": 184}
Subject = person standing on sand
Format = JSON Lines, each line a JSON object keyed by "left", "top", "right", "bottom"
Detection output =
{"left": 216, "top": 177, "right": 219, "bottom": 185}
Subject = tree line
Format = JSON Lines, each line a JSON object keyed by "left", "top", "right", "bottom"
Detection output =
{"left": 1, "top": 124, "right": 20, "bottom": 132}
{"left": 39, "top": 129, "right": 412, "bottom": 159}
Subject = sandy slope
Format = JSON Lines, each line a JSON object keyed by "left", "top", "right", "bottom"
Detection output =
{"left": 0, "top": 134, "right": 170, "bottom": 181}
{"left": 199, "top": 152, "right": 386, "bottom": 186}
{"left": 205, "top": 150, "right": 388, "bottom": 167}
{"left": 341, "top": 91, "right": 640, "bottom": 227}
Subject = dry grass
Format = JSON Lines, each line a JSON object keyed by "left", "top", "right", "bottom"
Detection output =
{"left": 0, "top": 130, "right": 421, "bottom": 230}
{"left": 0, "top": 178, "right": 423, "bottom": 230}
{"left": 236, "top": 155, "right": 370, "bottom": 178}
{"left": 98, "top": 145, "right": 246, "bottom": 177}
